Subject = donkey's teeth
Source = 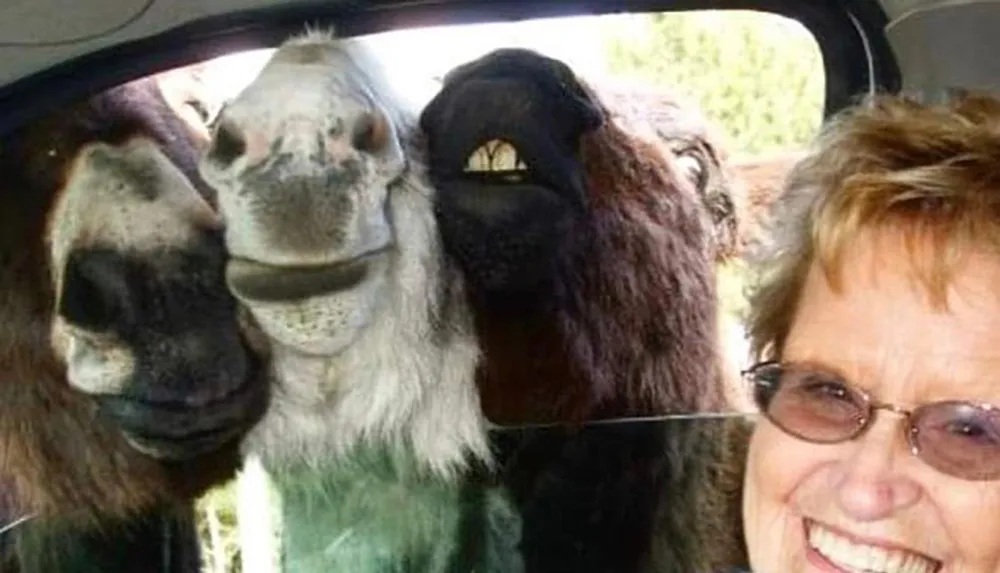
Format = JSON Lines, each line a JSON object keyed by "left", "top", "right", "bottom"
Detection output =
{"left": 465, "top": 146, "right": 490, "bottom": 172}
{"left": 487, "top": 140, "right": 518, "bottom": 171}
{"left": 463, "top": 139, "right": 528, "bottom": 173}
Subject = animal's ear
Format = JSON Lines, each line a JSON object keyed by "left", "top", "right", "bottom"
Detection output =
{"left": 437, "top": 58, "right": 477, "bottom": 92}
{"left": 417, "top": 87, "right": 446, "bottom": 133}
{"left": 546, "top": 61, "right": 604, "bottom": 135}
{"left": 418, "top": 66, "right": 475, "bottom": 135}
{"left": 559, "top": 82, "right": 604, "bottom": 135}
{"left": 419, "top": 58, "right": 470, "bottom": 133}
{"left": 59, "top": 248, "right": 137, "bottom": 331}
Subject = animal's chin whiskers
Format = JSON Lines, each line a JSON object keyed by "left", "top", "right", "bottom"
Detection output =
{"left": 0, "top": 513, "right": 36, "bottom": 537}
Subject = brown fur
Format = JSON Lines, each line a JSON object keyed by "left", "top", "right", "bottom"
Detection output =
{"left": 0, "top": 477, "right": 20, "bottom": 564}
{"left": 730, "top": 150, "right": 804, "bottom": 256}
{"left": 598, "top": 83, "right": 745, "bottom": 264}
{"left": 596, "top": 83, "right": 762, "bottom": 412}
{"left": 0, "top": 77, "right": 244, "bottom": 527}
{"left": 473, "top": 89, "right": 725, "bottom": 425}
{"left": 0, "top": 502, "right": 18, "bottom": 573}
{"left": 576, "top": 89, "right": 724, "bottom": 412}
{"left": 423, "top": 49, "right": 748, "bottom": 573}
{"left": 643, "top": 416, "right": 751, "bottom": 573}
{"left": 571, "top": 89, "right": 747, "bottom": 572}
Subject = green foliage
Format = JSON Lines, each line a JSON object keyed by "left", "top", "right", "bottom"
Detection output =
{"left": 197, "top": 485, "right": 244, "bottom": 573}
{"left": 603, "top": 10, "right": 826, "bottom": 154}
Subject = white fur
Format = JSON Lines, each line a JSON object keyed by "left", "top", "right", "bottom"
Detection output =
{"left": 243, "top": 167, "right": 489, "bottom": 478}
{"left": 201, "top": 30, "right": 491, "bottom": 479}
{"left": 200, "top": 31, "right": 406, "bottom": 268}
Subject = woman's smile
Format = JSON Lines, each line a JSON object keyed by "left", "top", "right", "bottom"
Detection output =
{"left": 804, "top": 518, "right": 941, "bottom": 573}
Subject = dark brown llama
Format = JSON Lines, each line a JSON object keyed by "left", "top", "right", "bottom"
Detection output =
{"left": 420, "top": 48, "right": 750, "bottom": 573}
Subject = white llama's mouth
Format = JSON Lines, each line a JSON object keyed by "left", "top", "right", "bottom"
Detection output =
{"left": 805, "top": 519, "right": 941, "bottom": 573}
{"left": 226, "top": 247, "right": 390, "bottom": 302}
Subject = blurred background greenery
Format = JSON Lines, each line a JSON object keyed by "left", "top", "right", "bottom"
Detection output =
{"left": 193, "top": 9, "right": 825, "bottom": 572}
{"left": 605, "top": 10, "right": 824, "bottom": 154}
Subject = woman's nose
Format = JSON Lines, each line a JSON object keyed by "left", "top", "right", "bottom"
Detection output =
{"left": 827, "top": 415, "right": 922, "bottom": 521}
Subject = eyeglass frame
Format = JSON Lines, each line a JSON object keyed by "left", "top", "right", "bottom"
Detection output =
{"left": 741, "top": 359, "right": 1000, "bottom": 481}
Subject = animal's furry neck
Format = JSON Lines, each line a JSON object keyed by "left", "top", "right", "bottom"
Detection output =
{"left": 241, "top": 168, "right": 490, "bottom": 480}
{"left": 271, "top": 444, "right": 523, "bottom": 573}
{"left": 274, "top": 446, "right": 463, "bottom": 572}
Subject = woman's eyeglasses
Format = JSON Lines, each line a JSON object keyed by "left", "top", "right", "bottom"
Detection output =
{"left": 743, "top": 361, "right": 1000, "bottom": 481}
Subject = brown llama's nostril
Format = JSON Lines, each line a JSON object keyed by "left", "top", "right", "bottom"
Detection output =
{"left": 352, "top": 111, "right": 390, "bottom": 153}
{"left": 208, "top": 119, "right": 247, "bottom": 166}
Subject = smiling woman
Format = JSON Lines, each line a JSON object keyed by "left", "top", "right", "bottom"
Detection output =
{"left": 743, "top": 91, "right": 1000, "bottom": 573}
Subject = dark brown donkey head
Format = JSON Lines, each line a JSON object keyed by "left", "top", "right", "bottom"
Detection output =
{"left": 420, "top": 48, "right": 726, "bottom": 425}
{"left": 0, "top": 76, "right": 267, "bottom": 525}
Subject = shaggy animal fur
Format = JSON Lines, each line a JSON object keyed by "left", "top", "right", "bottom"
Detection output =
{"left": 599, "top": 82, "right": 745, "bottom": 264}
{"left": 596, "top": 83, "right": 755, "bottom": 408}
{"left": 420, "top": 48, "right": 748, "bottom": 573}
{"left": 728, "top": 150, "right": 804, "bottom": 256}
{"left": 0, "top": 481, "right": 20, "bottom": 570}
{"left": 4, "top": 508, "right": 202, "bottom": 573}
{"left": 0, "top": 75, "right": 267, "bottom": 570}
{"left": 198, "top": 30, "right": 504, "bottom": 572}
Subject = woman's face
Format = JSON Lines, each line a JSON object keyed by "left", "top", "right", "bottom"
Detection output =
{"left": 744, "top": 229, "right": 1000, "bottom": 573}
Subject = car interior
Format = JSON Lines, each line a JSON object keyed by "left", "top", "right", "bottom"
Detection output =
{"left": 0, "top": 0, "right": 995, "bottom": 572}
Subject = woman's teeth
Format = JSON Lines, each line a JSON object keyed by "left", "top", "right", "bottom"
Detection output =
{"left": 807, "top": 521, "right": 939, "bottom": 573}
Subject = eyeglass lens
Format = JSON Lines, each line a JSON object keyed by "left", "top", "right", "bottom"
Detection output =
{"left": 750, "top": 363, "right": 1000, "bottom": 481}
